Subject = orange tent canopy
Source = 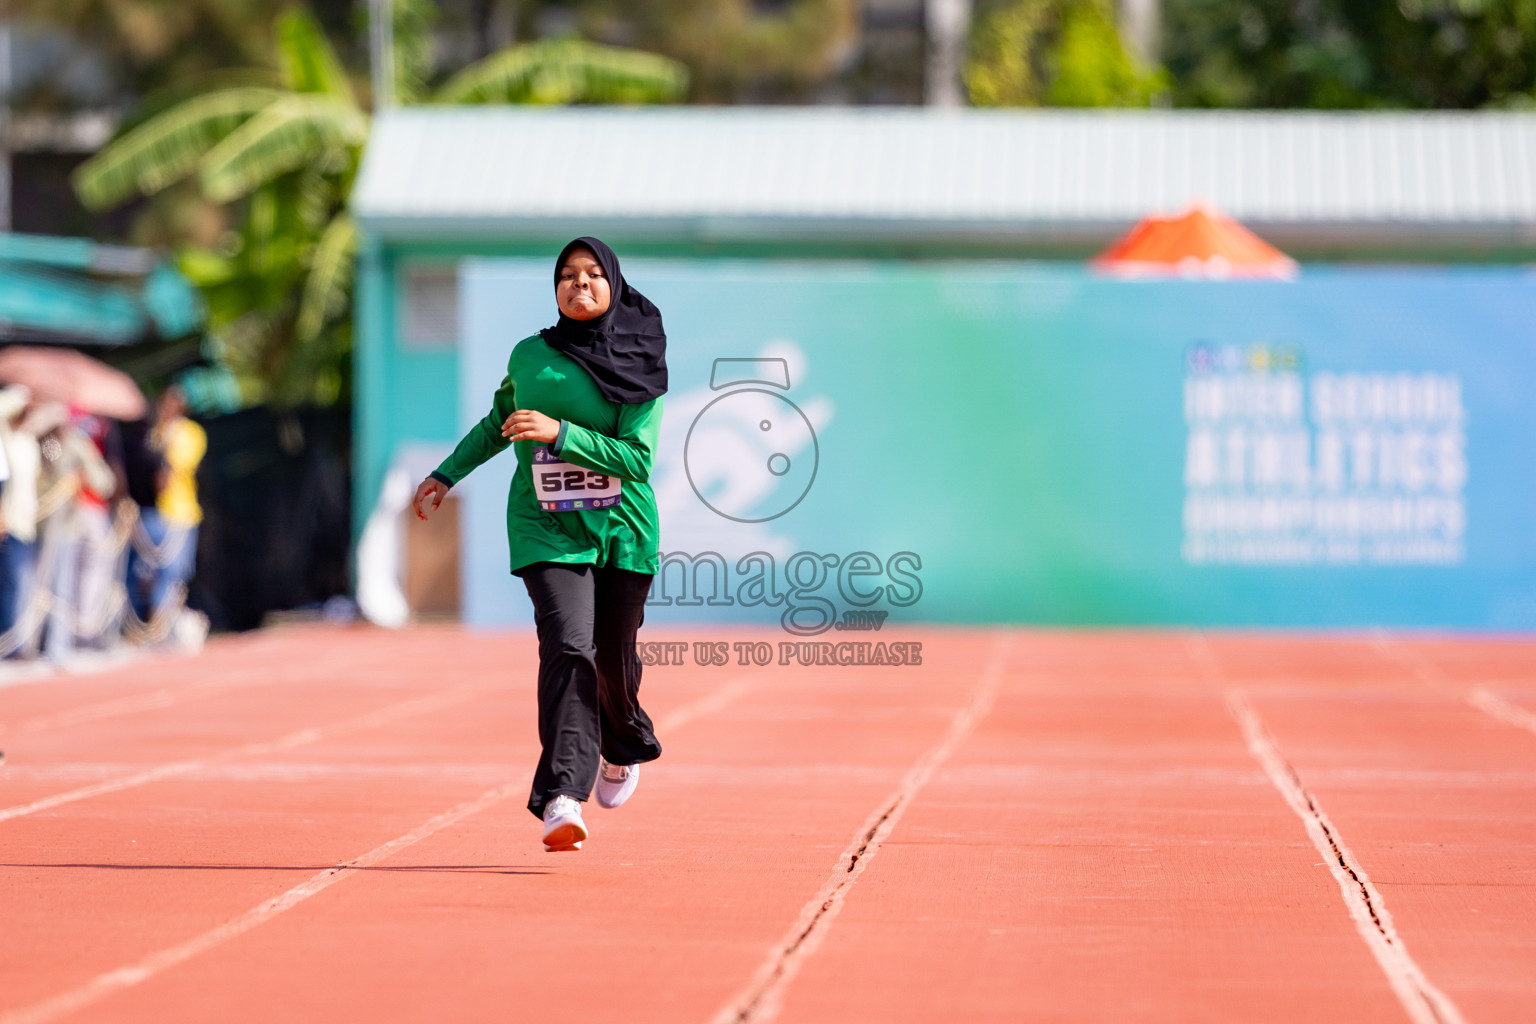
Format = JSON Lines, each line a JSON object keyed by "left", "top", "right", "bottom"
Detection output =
{"left": 1092, "top": 205, "right": 1297, "bottom": 280}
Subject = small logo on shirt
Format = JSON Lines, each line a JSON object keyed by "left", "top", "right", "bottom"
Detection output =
{"left": 536, "top": 366, "right": 568, "bottom": 382}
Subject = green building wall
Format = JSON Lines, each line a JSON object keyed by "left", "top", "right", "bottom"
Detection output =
{"left": 352, "top": 231, "right": 1536, "bottom": 544}
{"left": 353, "top": 239, "right": 462, "bottom": 539}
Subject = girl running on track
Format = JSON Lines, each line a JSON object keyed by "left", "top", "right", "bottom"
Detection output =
{"left": 412, "top": 237, "right": 667, "bottom": 852}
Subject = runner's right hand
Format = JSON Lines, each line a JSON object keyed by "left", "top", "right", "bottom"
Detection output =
{"left": 413, "top": 478, "right": 448, "bottom": 521}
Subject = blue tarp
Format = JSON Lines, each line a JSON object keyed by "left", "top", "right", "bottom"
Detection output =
{"left": 0, "top": 232, "right": 203, "bottom": 344}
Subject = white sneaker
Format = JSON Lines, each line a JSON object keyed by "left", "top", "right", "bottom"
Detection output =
{"left": 542, "top": 794, "right": 588, "bottom": 850}
{"left": 594, "top": 758, "right": 640, "bottom": 809}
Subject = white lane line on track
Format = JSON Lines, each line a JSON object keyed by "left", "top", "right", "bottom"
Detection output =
{"left": 0, "top": 776, "right": 531, "bottom": 1024}
{"left": 0, "top": 672, "right": 762, "bottom": 1024}
{"left": 1228, "top": 692, "right": 1467, "bottom": 1024}
{"left": 1367, "top": 633, "right": 1536, "bottom": 739}
{"left": 1467, "top": 687, "right": 1536, "bottom": 738}
{"left": 709, "top": 636, "right": 1013, "bottom": 1024}
{"left": 0, "top": 649, "right": 145, "bottom": 691}
{"left": 0, "top": 686, "right": 484, "bottom": 825}
{"left": 2, "top": 686, "right": 205, "bottom": 737}
{"left": 662, "top": 674, "right": 760, "bottom": 731}
{"left": 1367, "top": 632, "right": 1441, "bottom": 685}
{"left": 0, "top": 643, "right": 402, "bottom": 737}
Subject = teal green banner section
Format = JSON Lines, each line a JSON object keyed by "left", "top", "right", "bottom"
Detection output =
{"left": 459, "top": 260, "right": 1536, "bottom": 630}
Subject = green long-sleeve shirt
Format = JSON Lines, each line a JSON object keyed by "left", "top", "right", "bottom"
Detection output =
{"left": 431, "top": 335, "right": 662, "bottom": 575}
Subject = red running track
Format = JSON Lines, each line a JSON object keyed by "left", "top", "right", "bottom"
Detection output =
{"left": 0, "top": 626, "right": 1533, "bottom": 1023}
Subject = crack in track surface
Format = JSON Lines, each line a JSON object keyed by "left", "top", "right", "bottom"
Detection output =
{"left": 723, "top": 787, "right": 906, "bottom": 1021}
{"left": 713, "top": 636, "right": 1013, "bottom": 1024}
{"left": 1227, "top": 692, "right": 1466, "bottom": 1024}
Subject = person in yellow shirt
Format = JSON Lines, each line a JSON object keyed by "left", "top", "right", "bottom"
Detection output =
{"left": 131, "top": 386, "right": 205, "bottom": 623}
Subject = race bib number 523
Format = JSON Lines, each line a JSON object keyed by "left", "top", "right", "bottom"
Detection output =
{"left": 532, "top": 447, "right": 623, "bottom": 511}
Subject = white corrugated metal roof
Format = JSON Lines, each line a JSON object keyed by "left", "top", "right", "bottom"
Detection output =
{"left": 352, "top": 107, "right": 1536, "bottom": 248}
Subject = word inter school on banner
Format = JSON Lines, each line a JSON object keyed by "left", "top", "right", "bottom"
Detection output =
{"left": 635, "top": 640, "right": 925, "bottom": 667}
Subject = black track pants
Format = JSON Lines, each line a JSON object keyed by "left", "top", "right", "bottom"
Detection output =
{"left": 519, "top": 562, "right": 661, "bottom": 818}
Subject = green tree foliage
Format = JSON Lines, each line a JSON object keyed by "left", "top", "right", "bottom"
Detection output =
{"left": 572, "top": 0, "right": 858, "bottom": 102}
{"left": 72, "top": 9, "right": 368, "bottom": 408}
{"left": 0, "top": 0, "right": 363, "bottom": 108}
{"left": 1163, "top": 0, "right": 1536, "bottom": 109}
{"left": 437, "top": 38, "right": 688, "bottom": 103}
{"left": 391, "top": 0, "right": 441, "bottom": 104}
{"left": 71, "top": 5, "right": 687, "bottom": 410}
{"left": 966, "top": 0, "right": 1051, "bottom": 105}
{"left": 966, "top": 0, "right": 1165, "bottom": 107}
{"left": 1050, "top": 2, "right": 1166, "bottom": 105}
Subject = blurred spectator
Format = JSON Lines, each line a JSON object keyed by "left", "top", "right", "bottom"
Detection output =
{"left": 0, "top": 386, "right": 28, "bottom": 639}
{"left": 40, "top": 415, "right": 116, "bottom": 662}
{"left": 0, "top": 392, "right": 9, "bottom": 500}
{"left": 0, "top": 393, "right": 69, "bottom": 647}
{"left": 71, "top": 413, "right": 127, "bottom": 648}
{"left": 130, "top": 387, "right": 205, "bottom": 627}
{"left": 1, "top": 400, "right": 66, "bottom": 653}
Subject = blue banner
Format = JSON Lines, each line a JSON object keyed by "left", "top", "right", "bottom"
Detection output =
{"left": 456, "top": 260, "right": 1536, "bottom": 630}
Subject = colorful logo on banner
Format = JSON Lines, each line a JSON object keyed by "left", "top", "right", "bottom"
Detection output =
{"left": 1182, "top": 343, "right": 1467, "bottom": 566}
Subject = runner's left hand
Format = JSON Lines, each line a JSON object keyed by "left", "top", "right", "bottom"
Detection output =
{"left": 502, "top": 409, "right": 560, "bottom": 444}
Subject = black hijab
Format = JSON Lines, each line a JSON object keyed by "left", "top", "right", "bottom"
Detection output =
{"left": 540, "top": 237, "right": 668, "bottom": 404}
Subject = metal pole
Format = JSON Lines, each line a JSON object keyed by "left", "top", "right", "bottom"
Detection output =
{"left": 1120, "top": 0, "right": 1160, "bottom": 68}
{"left": 368, "top": 0, "right": 395, "bottom": 108}
{"left": 925, "top": 0, "right": 972, "bottom": 108}
{"left": 0, "top": 21, "right": 12, "bottom": 232}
